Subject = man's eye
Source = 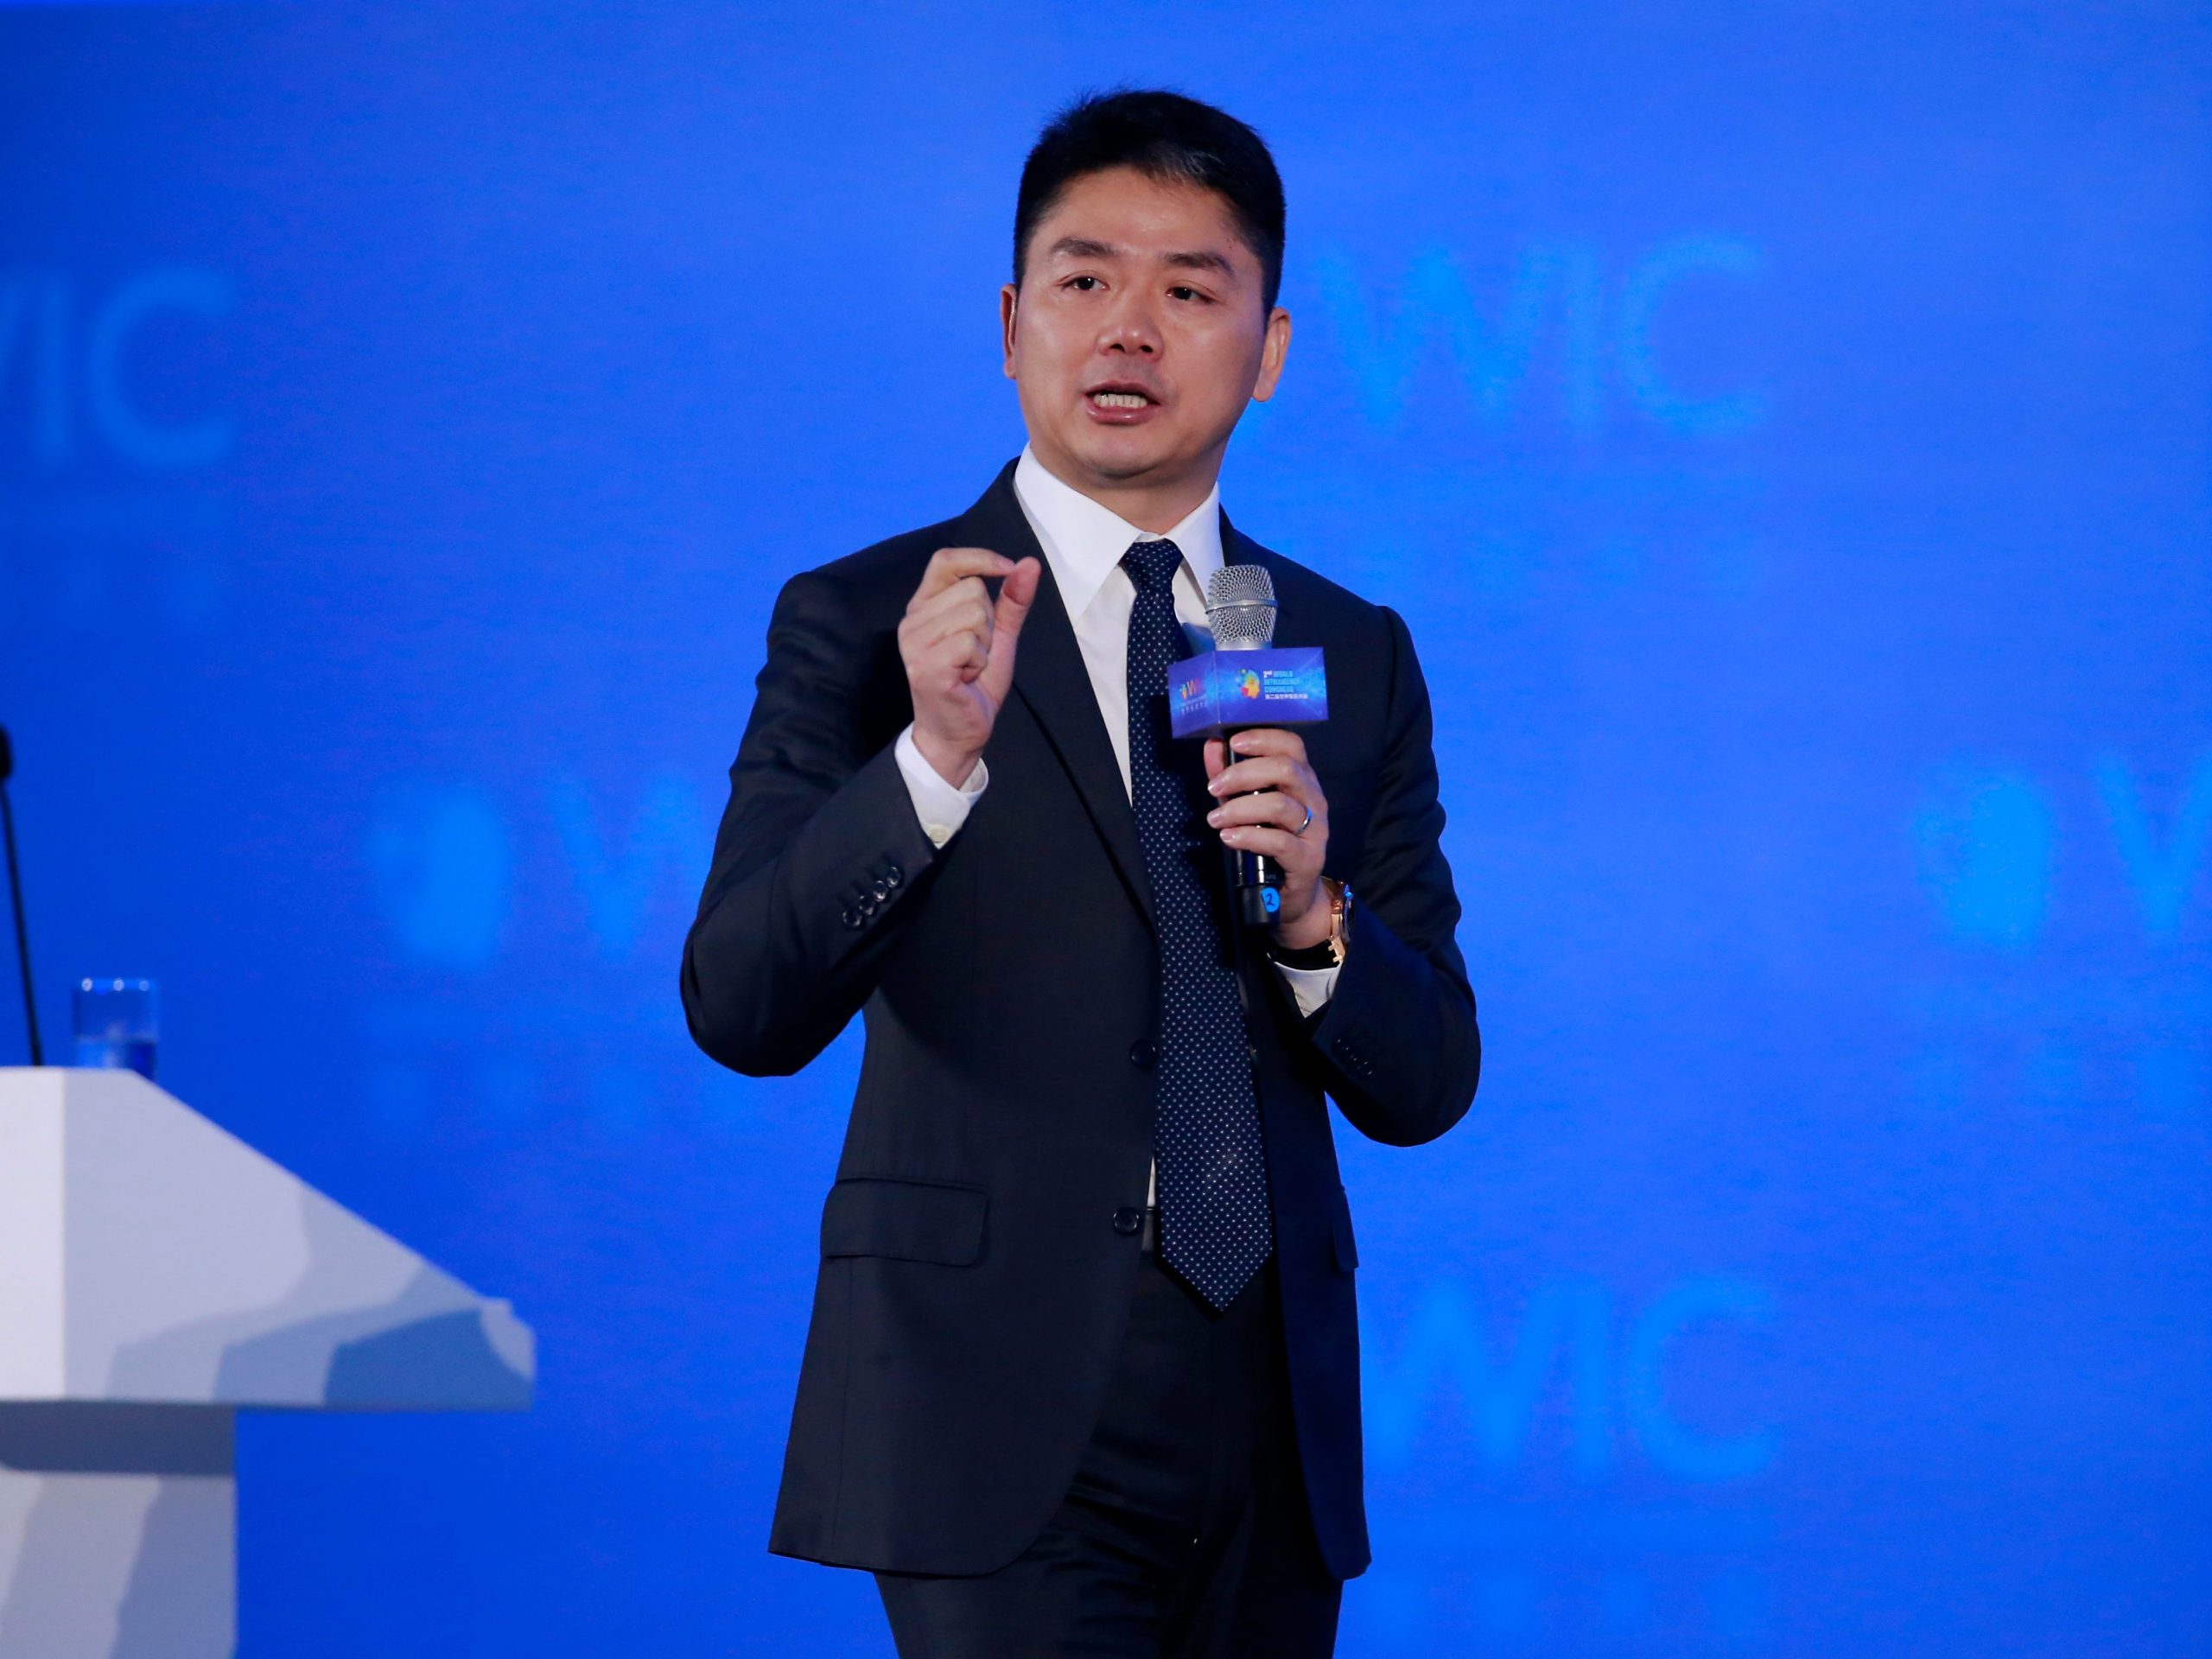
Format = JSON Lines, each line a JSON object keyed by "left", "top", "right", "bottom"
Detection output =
{"left": 1066, "top": 275, "right": 1101, "bottom": 291}
{"left": 1169, "top": 285, "right": 1207, "bottom": 302}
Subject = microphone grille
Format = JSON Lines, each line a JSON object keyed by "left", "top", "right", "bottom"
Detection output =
{"left": 1205, "top": 563, "right": 1277, "bottom": 650}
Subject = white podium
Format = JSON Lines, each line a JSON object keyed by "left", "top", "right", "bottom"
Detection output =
{"left": 0, "top": 1067, "right": 534, "bottom": 1657}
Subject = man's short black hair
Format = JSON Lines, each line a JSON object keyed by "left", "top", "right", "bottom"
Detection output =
{"left": 1014, "top": 89, "right": 1286, "bottom": 314}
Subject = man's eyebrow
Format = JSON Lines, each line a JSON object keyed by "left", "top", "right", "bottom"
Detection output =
{"left": 1162, "top": 248, "right": 1237, "bottom": 279}
{"left": 1046, "top": 236, "right": 1121, "bottom": 261}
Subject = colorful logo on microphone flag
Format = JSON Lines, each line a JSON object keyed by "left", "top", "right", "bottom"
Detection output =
{"left": 1166, "top": 647, "right": 1329, "bottom": 738}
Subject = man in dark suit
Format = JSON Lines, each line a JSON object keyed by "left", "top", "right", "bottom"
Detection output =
{"left": 683, "top": 90, "right": 1480, "bottom": 1657}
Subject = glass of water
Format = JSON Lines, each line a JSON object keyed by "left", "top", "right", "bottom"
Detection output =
{"left": 73, "top": 978, "right": 159, "bottom": 1080}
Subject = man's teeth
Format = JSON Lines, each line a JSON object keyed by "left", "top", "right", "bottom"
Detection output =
{"left": 1091, "top": 391, "right": 1150, "bottom": 409}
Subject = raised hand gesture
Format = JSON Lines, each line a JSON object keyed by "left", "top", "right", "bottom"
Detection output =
{"left": 897, "top": 547, "right": 1042, "bottom": 785}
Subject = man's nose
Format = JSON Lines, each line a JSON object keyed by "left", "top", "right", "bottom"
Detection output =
{"left": 1096, "top": 293, "right": 1160, "bottom": 355}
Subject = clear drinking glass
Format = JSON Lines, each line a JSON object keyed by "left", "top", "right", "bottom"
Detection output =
{"left": 73, "top": 978, "right": 159, "bottom": 1079}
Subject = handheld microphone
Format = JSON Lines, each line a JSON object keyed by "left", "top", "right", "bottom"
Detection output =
{"left": 1167, "top": 566, "right": 1329, "bottom": 927}
{"left": 0, "top": 726, "right": 42, "bottom": 1065}
{"left": 1205, "top": 566, "right": 1287, "bottom": 925}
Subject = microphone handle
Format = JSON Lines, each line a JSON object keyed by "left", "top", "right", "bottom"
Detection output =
{"left": 1233, "top": 843, "right": 1283, "bottom": 927}
{"left": 1221, "top": 723, "right": 1286, "bottom": 927}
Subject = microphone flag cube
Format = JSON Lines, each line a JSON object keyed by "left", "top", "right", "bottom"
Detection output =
{"left": 1166, "top": 647, "right": 1328, "bottom": 739}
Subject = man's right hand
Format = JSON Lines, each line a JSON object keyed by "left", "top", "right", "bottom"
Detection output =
{"left": 898, "top": 547, "right": 1042, "bottom": 786}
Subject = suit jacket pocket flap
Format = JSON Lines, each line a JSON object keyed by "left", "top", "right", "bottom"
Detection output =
{"left": 821, "top": 1178, "right": 988, "bottom": 1266}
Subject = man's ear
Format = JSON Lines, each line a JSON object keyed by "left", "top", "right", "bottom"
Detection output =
{"left": 1001, "top": 284, "right": 1020, "bottom": 380}
{"left": 1250, "top": 306, "right": 1293, "bottom": 403}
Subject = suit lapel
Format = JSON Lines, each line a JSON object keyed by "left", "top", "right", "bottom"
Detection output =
{"left": 1218, "top": 512, "right": 1284, "bottom": 628}
{"left": 957, "top": 466, "right": 1155, "bottom": 932}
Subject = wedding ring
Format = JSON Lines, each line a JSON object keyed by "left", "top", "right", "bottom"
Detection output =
{"left": 1294, "top": 802, "right": 1313, "bottom": 836}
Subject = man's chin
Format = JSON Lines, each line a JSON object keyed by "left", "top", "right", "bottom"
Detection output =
{"left": 1058, "top": 431, "right": 1185, "bottom": 486}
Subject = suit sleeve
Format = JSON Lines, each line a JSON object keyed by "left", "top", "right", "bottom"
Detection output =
{"left": 680, "top": 568, "right": 939, "bottom": 1077}
{"left": 1309, "top": 606, "right": 1482, "bottom": 1146}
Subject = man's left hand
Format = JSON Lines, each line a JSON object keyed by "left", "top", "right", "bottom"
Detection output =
{"left": 1204, "top": 728, "right": 1333, "bottom": 950}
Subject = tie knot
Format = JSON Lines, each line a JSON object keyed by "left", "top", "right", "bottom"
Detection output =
{"left": 1121, "top": 537, "right": 1184, "bottom": 595}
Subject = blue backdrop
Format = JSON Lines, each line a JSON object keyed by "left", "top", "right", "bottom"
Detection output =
{"left": 3, "top": 3, "right": 2207, "bottom": 1653}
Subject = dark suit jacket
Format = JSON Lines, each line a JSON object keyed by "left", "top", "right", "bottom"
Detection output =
{"left": 681, "top": 460, "right": 1480, "bottom": 1580}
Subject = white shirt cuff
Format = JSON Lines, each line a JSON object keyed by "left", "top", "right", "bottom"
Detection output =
{"left": 1274, "top": 961, "right": 1341, "bottom": 1019}
{"left": 895, "top": 724, "right": 988, "bottom": 848}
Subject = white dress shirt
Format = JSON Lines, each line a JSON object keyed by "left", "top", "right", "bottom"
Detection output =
{"left": 893, "top": 446, "right": 1339, "bottom": 1017}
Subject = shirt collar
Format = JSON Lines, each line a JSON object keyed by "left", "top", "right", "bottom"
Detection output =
{"left": 1013, "top": 445, "right": 1224, "bottom": 620}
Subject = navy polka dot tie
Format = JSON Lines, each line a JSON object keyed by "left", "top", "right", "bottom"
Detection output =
{"left": 1121, "top": 537, "right": 1274, "bottom": 1312}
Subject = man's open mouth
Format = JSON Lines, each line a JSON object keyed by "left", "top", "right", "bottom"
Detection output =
{"left": 1086, "top": 385, "right": 1158, "bottom": 410}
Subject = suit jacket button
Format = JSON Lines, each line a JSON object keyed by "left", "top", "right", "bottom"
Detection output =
{"left": 882, "top": 864, "right": 902, "bottom": 888}
{"left": 1128, "top": 1039, "right": 1156, "bottom": 1069}
{"left": 840, "top": 908, "right": 861, "bottom": 930}
{"left": 870, "top": 881, "right": 890, "bottom": 904}
{"left": 1111, "top": 1206, "right": 1144, "bottom": 1236}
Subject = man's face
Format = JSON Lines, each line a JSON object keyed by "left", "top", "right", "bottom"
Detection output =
{"left": 1002, "top": 166, "right": 1289, "bottom": 505}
